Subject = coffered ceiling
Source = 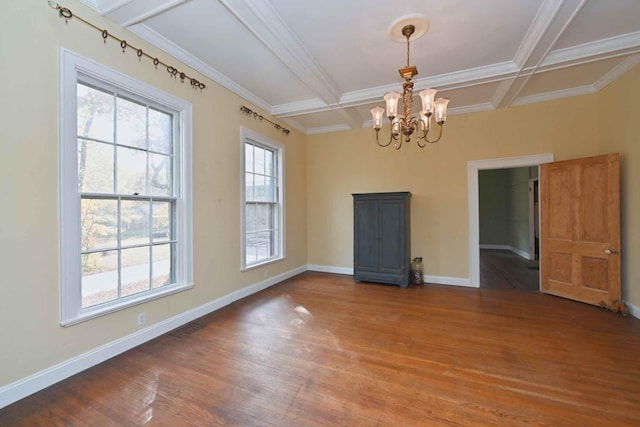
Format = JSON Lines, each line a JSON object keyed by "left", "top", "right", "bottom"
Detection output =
{"left": 81, "top": 0, "right": 640, "bottom": 134}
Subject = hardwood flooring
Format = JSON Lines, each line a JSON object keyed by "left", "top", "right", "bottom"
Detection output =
{"left": 480, "top": 249, "right": 540, "bottom": 291}
{"left": 2, "top": 271, "right": 640, "bottom": 426}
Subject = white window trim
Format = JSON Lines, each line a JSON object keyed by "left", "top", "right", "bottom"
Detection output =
{"left": 240, "top": 127, "right": 285, "bottom": 271}
{"left": 59, "top": 48, "right": 194, "bottom": 326}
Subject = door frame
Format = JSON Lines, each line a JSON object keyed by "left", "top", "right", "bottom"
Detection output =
{"left": 468, "top": 153, "right": 554, "bottom": 288}
{"left": 528, "top": 178, "right": 539, "bottom": 261}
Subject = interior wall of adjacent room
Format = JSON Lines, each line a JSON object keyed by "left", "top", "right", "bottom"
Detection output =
{"left": 0, "top": 0, "right": 307, "bottom": 387}
{"left": 479, "top": 169, "right": 511, "bottom": 246}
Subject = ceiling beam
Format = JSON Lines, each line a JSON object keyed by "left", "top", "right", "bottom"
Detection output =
{"left": 218, "top": 0, "right": 343, "bottom": 107}
{"left": 93, "top": 0, "right": 188, "bottom": 27}
{"left": 493, "top": 0, "right": 587, "bottom": 108}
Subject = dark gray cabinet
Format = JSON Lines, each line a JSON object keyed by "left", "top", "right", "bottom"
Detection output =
{"left": 352, "top": 192, "right": 411, "bottom": 287}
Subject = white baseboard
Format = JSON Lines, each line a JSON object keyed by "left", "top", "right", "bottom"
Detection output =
{"left": 480, "top": 244, "right": 533, "bottom": 260}
{"left": 307, "top": 264, "right": 473, "bottom": 288}
{"left": 479, "top": 244, "right": 510, "bottom": 250}
{"left": 0, "top": 265, "right": 307, "bottom": 410}
{"left": 627, "top": 301, "right": 640, "bottom": 319}
{"left": 307, "top": 264, "right": 354, "bottom": 275}
{"left": 424, "top": 275, "right": 473, "bottom": 287}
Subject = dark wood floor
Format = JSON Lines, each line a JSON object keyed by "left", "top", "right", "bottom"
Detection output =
{"left": 480, "top": 249, "right": 540, "bottom": 291}
{"left": 2, "top": 271, "right": 640, "bottom": 426}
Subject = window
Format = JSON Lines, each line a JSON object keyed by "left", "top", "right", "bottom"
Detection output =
{"left": 241, "top": 127, "right": 284, "bottom": 269}
{"left": 60, "top": 49, "right": 193, "bottom": 325}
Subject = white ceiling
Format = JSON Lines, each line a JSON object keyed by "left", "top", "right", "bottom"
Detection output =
{"left": 81, "top": 0, "right": 640, "bottom": 134}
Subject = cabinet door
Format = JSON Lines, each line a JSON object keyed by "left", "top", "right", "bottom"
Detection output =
{"left": 379, "top": 199, "right": 406, "bottom": 274}
{"left": 354, "top": 200, "right": 378, "bottom": 272}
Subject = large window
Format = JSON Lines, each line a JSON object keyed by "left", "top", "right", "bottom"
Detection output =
{"left": 241, "top": 128, "right": 284, "bottom": 269}
{"left": 60, "top": 49, "right": 193, "bottom": 325}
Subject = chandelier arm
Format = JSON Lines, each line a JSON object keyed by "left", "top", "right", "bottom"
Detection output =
{"left": 424, "top": 124, "right": 444, "bottom": 144}
{"left": 375, "top": 128, "right": 394, "bottom": 147}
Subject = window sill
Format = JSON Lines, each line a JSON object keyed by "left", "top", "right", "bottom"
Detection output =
{"left": 241, "top": 256, "right": 285, "bottom": 272}
{"left": 60, "top": 283, "right": 194, "bottom": 327}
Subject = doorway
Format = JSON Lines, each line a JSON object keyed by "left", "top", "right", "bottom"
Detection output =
{"left": 477, "top": 166, "right": 540, "bottom": 290}
{"left": 467, "top": 153, "right": 555, "bottom": 288}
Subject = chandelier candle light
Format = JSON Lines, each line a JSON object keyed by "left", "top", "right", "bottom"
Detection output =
{"left": 371, "top": 21, "right": 449, "bottom": 149}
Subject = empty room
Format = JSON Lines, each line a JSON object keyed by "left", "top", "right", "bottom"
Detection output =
{"left": 2, "top": 0, "right": 640, "bottom": 425}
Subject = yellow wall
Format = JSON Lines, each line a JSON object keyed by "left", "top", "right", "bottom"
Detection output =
{"left": 597, "top": 64, "right": 640, "bottom": 307}
{"left": 0, "top": 0, "right": 307, "bottom": 387}
{"left": 307, "top": 96, "right": 601, "bottom": 279}
{"left": 2, "top": 0, "right": 639, "bottom": 394}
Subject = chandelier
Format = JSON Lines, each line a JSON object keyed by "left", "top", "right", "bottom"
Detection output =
{"left": 370, "top": 23, "right": 449, "bottom": 149}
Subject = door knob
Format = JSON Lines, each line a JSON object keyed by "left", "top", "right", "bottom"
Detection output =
{"left": 604, "top": 249, "right": 612, "bottom": 255}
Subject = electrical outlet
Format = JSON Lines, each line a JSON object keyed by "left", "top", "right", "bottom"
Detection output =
{"left": 137, "top": 312, "right": 146, "bottom": 326}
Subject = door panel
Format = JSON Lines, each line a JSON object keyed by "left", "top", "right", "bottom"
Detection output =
{"left": 379, "top": 201, "right": 404, "bottom": 273}
{"left": 354, "top": 201, "right": 378, "bottom": 271}
{"left": 540, "top": 153, "right": 621, "bottom": 305}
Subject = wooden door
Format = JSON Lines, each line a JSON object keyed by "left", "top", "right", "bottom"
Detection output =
{"left": 540, "top": 154, "right": 620, "bottom": 305}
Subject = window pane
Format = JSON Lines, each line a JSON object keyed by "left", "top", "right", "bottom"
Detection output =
{"left": 245, "top": 203, "right": 256, "bottom": 233}
{"left": 121, "top": 246, "right": 150, "bottom": 297}
{"left": 152, "top": 243, "right": 173, "bottom": 289}
{"left": 121, "top": 200, "right": 150, "bottom": 247}
{"left": 77, "top": 83, "right": 114, "bottom": 142}
{"left": 245, "top": 173, "right": 254, "bottom": 201}
{"left": 117, "top": 146, "right": 147, "bottom": 195}
{"left": 255, "top": 231, "right": 271, "bottom": 261}
{"left": 245, "top": 143, "right": 254, "bottom": 172}
{"left": 265, "top": 149, "right": 274, "bottom": 177}
{"left": 254, "top": 146, "right": 265, "bottom": 175}
{"left": 117, "top": 96, "right": 147, "bottom": 149}
{"left": 245, "top": 233, "right": 258, "bottom": 265}
{"left": 153, "top": 202, "right": 171, "bottom": 242}
{"left": 82, "top": 249, "right": 118, "bottom": 308}
{"left": 253, "top": 174, "right": 266, "bottom": 201}
{"left": 78, "top": 139, "right": 114, "bottom": 193}
{"left": 255, "top": 203, "right": 273, "bottom": 232}
{"left": 149, "top": 108, "right": 172, "bottom": 154}
{"left": 265, "top": 176, "right": 276, "bottom": 202}
{"left": 149, "top": 153, "right": 172, "bottom": 196}
{"left": 81, "top": 198, "right": 117, "bottom": 251}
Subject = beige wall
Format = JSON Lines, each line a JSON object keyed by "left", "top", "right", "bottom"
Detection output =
{"left": 0, "top": 0, "right": 307, "bottom": 387}
{"left": 597, "top": 64, "right": 640, "bottom": 307}
{"left": 2, "top": 0, "right": 639, "bottom": 395}
{"left": 307, "top": 96, "right": 601, "bottom": 279}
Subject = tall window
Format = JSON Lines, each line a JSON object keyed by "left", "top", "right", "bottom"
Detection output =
{"left": 241, "top": 128, "right": 284, "bottom": 269}
{"left": 60, "top": 49, "right": 193, "bottom": 325}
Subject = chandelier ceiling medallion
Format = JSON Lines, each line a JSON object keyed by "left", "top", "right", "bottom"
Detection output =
{"left": 371, "top": 17, "right": 449, "bottom": 150}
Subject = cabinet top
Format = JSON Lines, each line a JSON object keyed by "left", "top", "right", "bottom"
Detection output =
{"left": 352, "top": 191, "right": 411, "bottom": 198}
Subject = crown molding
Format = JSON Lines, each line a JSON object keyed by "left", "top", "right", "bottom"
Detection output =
{"left": 271, "top": 98, "right": 330, "bottom": 117}
{"left": 449, "top": 102, "right": 496, "bottom": 115}
{"left": 512, "top": 85, "right": 595, "bottom": 106}
{"left": 338, "top": 61, "right": 519, "bottom": 109}
{"left": 127, "top": 24, "right": 272, "bottom": 113}
{"left": 279, "top": 116, "right": 306, "bottom": 134}
{"left": 543, "top": 31, "right": 640, "bottom": 67}
{"left": 593, "top": 54, "right": 640, "bottom": 91}
{"left": 218, "top": 0, "right": 342, "bottom": 106}
{"left": 305, "top": 124, "right": 352, "bottom": 135}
